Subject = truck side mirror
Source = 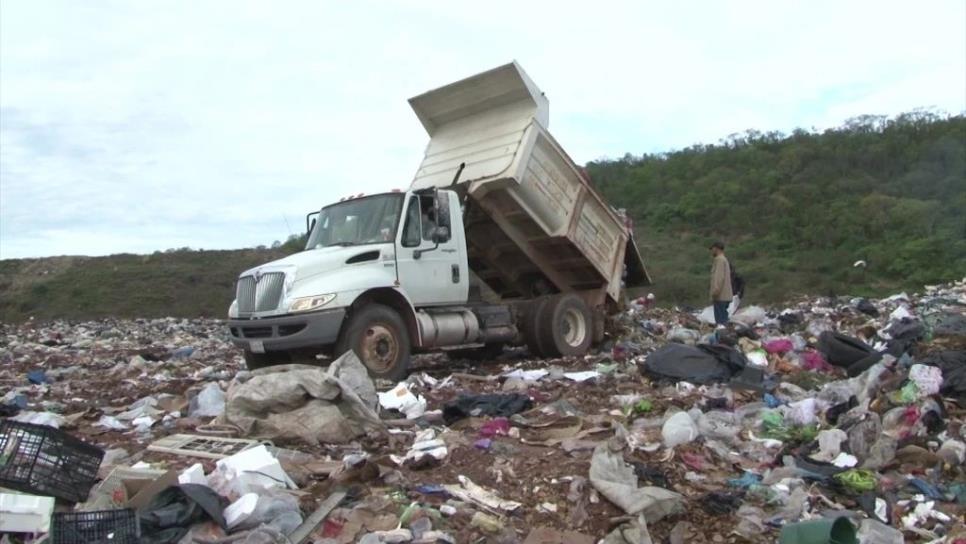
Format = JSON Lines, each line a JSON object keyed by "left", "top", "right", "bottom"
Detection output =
{"left": 436, "top": 191, "right": 451, "bottom": 230}
{"left": 433, "top": 226, "right": 450, "bottom": 244}
{"left": 306, "top": 211, "right": 320, "bottom": 234}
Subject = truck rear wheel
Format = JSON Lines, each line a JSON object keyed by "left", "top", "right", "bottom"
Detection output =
{"left": 537, "top": 294, "right": 593, "bottom": 357}
{"left": 523, "top": 297, "right": 551, "bottom": 358}
{"left": 335, "top": 304, "right": 411, "bottom": 381}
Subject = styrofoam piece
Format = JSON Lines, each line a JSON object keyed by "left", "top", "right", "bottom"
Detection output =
{"left": 0, "top": 492, "right": 55, "bottom": 533}
{"left": 178, "top": 463, "right": 207, "bottom": 486}
{"left": 215, "top": 445, "right": 296, "bottom": 493}
{"left": 377, "top": 383, "right": 427, "bottom": 419}
{"left": 223, "top": 492, "right": 259, "bottom": 529}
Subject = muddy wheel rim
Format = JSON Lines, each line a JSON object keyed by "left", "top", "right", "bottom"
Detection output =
{"left": 561, "top": 307, "right": 587, "bottom": 347}
{"left": 360, "top": 323, "right": 398, "bottom": 372}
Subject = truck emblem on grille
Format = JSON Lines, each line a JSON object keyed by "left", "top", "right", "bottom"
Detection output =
{"left": 253, "top": 270, "right": 262, "bottom": 283}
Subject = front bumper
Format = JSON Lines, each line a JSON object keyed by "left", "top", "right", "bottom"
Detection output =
{"left": 227, "top": 308, "right": 346, "bottom": 352}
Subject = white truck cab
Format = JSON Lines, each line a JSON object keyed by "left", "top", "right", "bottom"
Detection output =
{"left": 227, "top": 62, "right": 650, "bottom": 378}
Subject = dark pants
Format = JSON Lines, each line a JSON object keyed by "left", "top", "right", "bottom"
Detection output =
{"left": 713, "top": 301, "right": 730, "bottom": 326}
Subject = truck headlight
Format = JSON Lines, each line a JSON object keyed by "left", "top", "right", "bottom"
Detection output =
{"left": 228, "top": 300, "right": 239, "bottom": 318}
{"left": 289, "top": 294, "right": 336, "bottom": 313}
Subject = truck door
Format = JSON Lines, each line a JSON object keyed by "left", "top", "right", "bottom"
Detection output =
{"left": 395, "top": 191, "right": 466, "bottom": 306}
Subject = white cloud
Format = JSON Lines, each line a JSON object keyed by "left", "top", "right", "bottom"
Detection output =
{"left": 1, "top": 0, "right": 964, "bottom": 258}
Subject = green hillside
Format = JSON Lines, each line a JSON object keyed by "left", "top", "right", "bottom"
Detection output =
{"left": 0, "top": 248, "right": 287, "bottom": 322}
{"left": 1, "top": 111, "right": 963, "bottom": 322}
{"left": 589, "top": 111, "right": 966, "bottom": 305}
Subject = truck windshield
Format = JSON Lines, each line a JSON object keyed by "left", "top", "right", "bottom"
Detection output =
{"left": 305, "top": 193, "right": 405, "bottom": 250}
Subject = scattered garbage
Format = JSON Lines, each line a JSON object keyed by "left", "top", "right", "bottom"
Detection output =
{"left": 53, "top": 509, "right": 140, "bottom": 544}
{"left": 220, "top": 352, "right": 383, "bottom": 445}
{"left": 661, "top": 411, "right": 699, "bottom": 448}
{"left": 0, "top": 493, "right": 55, "bottom": 534}
{"left": 0, "top": 281, "right": 963, "bottom": 541}
{"left": 589, "top": 442, "right": 684, "bottom": 521}
{"left": 214, "top": 444, "right": 297, "bottom": 495}
{"left": 642, "top": 343, "right": 747, "bottom": 384}
{"left": 188, "top": 382, "right": 226, "bottom": 418}
{"left": 442, "top": 393, "right": 532, "bottom": 423}
{"left": 778, "top": 516, "right": 856, "bottom": 544}
{"left": 378, "top": 382, "right": 428, "bottom": 419}
{"left": 0, "top": 420, "right": 105, "bottom": 502}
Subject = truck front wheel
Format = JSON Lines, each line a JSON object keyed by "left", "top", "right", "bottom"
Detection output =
{"left": 538, "top": 294, "right": 593, "bottom": 357}
{"left": 243, "top": 350, "right": 288, "bottom": 371}
{"left": 336, "top": 304, "right": 411, "bottom": 381}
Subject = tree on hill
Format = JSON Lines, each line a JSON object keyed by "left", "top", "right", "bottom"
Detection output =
{"left": 587, "top": 111, "right": 966, "bottom": 304}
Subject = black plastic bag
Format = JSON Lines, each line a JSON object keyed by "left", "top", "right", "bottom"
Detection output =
{"left": 442, "top": 393, "right": 532, "bottom": 424}
{"left": 139, "top": 484, "right": 228, "bottom": 544}
{"left": 817, "top": 332, "right": 874, "bottom": 367}
{"left": 919, "top": 350, "right": 966, "bottom": 403}
{"left": 884, "top": 319, "right": 925, "bottom": 357}
{"left": 641, "top": 343, "right": 747, "bottom": 384}
{"left": 855, "top": 299, "right": 879, "bottom": 317}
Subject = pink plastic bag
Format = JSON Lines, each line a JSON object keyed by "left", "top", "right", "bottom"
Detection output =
{"left": 764, "top": 339, "right": 794, "bottom": 354}
{"left": 801, "top": 350, "right": 834, "bottom": 372}
{"left": 479, "top": 417, "right": 511, "bottom": 438}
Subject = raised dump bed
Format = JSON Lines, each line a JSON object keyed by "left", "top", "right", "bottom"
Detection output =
{"left": 409, "top": 62, "right": 649, "bottom": 306}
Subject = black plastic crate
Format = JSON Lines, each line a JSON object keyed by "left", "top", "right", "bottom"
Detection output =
{"left": 52, "top": 509, "right": 140, "bottom": 544}
{"left": 0, "top": 420, "right": 105, "bottom": 502}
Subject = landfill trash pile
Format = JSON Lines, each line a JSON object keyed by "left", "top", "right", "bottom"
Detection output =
{"left": 1, "top": 280, "right": 964, "bottom": 543}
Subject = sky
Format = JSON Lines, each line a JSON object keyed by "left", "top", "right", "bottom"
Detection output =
{"left": 2, "top": 1, "right": 964, "bottom": 259}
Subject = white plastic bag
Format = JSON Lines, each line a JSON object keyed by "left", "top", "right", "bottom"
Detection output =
{"left": 377, "top": 383, "right": 427, "bottom": 419}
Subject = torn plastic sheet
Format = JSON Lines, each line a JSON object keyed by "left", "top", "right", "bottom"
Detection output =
{"left": 589, "top": 443, "right": 684, "bottom": 522}
{"left": 221, "top": 351, "right": 382, "bottom": 445}
{"left": 443, "top": 475, "right": 521, "bottom": 514}
{"left": 10, "top": 411, "right": 67, "bottom": 428}
{"left": 503, "top": 369, "right": 549, "bottom": 381}
{"left": 564, "top": 371, "right": 600, "bottom": 382}
{"left": 602, "top": 514, "right": 653, "bottom": 544}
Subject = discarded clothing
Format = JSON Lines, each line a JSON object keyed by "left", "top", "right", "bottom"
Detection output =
{"left": 442, "top": 393, "right": 532, "bottom": 424}
{"left": 641, "top": 343, "right": 747, "bottom": 384}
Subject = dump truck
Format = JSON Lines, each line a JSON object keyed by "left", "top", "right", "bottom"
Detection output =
{"left": 227, "top": 62, "right": 650, "bottom": 379}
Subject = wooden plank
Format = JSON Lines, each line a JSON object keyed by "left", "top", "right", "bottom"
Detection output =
{"left": 289, "top": 490, "right": 347, "bottom": 544}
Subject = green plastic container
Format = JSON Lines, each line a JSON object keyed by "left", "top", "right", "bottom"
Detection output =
{"left": 779, "top": 517, "right": 857, "bottom": 544}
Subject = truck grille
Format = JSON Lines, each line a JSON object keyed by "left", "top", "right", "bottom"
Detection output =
{"left": 236, "top": 272, "right": 285, "bottom": 315}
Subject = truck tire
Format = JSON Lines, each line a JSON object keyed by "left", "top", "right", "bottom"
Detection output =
{"left": 243, "top": 350, "right": 289, "bottom": 371}
{"left": 523, "top": 297, "right": 551, "bottom": 358}
{"left": 335, "top": 304, "right": 411, "bottom": 381}
{"left": 537, "top": 294, "right": 593, "bottom": 357}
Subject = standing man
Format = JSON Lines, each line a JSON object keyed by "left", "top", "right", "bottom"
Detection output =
{"left": 709, "top": 241, "right": 733, "bottom": 327}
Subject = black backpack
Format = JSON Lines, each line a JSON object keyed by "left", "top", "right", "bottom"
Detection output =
{"left": 731, "top": 264, "right": 746, "bottom": 299}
